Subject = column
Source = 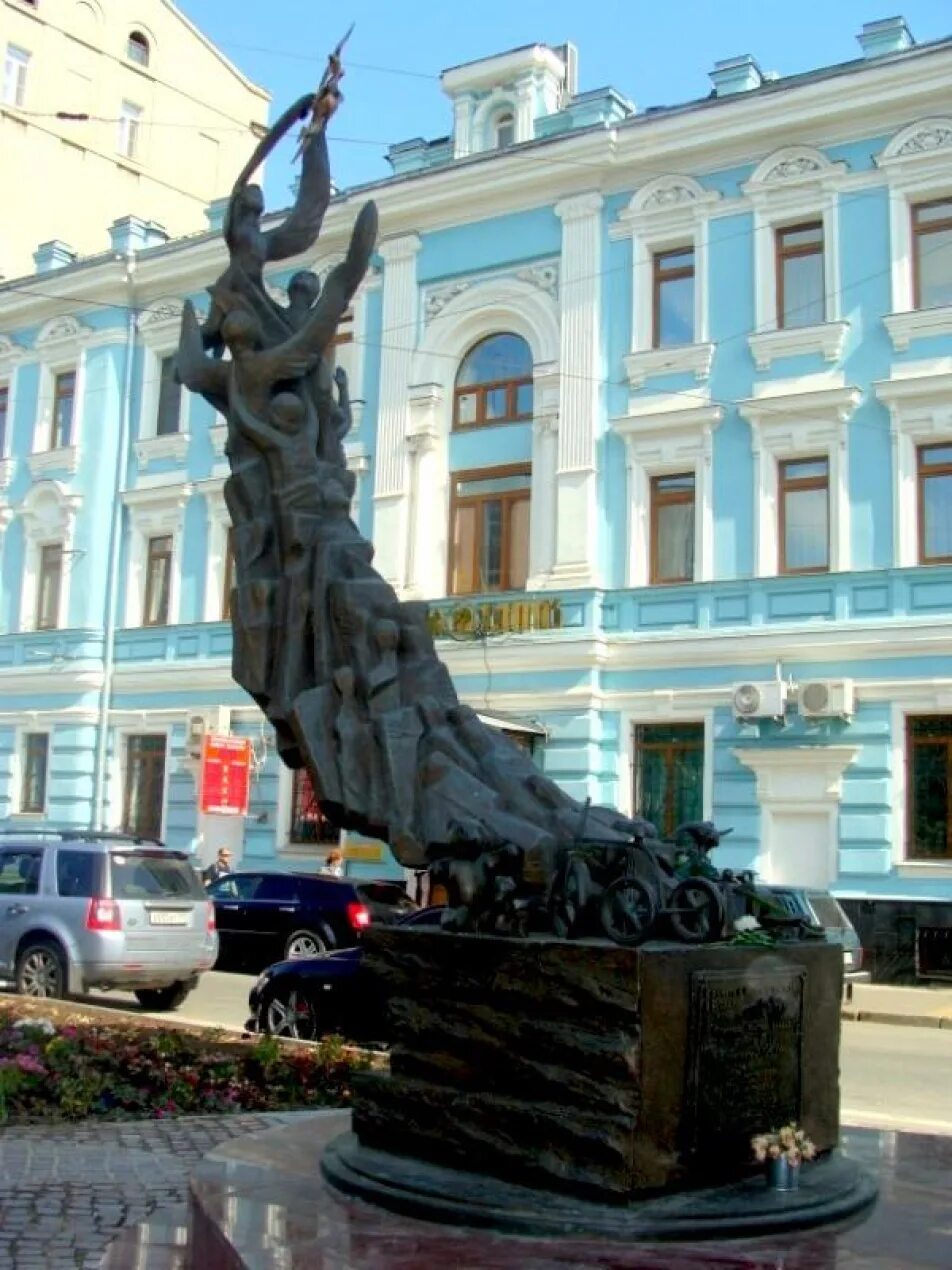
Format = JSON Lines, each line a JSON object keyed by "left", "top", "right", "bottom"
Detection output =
{"left": 372, "top": 234, "right": 421, "bottom": 591}
{"left": 549, "top": 192, "right": 603, "bottom": 588}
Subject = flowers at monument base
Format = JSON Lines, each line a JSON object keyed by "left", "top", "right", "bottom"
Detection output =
{"left": 0, "top": 1005, "right": 364, "bottom": 1123}
{"left": 751, "top": 1123, "right": 818, "bottom": 1166}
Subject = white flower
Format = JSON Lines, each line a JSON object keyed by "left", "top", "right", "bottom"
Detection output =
{"left": 734, "top": 915, "right": 761, "bottom": 932}
{"left": 11, "top": 1018, "right": 55, "bottom": 1036}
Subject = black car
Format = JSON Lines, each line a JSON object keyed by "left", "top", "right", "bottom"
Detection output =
{"left": 248, "top": 906, "right": 445, "bottom": 1039}
{"left": 207, "top": 871, "right": 416, "bottom": 971}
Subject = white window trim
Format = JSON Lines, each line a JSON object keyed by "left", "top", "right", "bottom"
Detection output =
{"left": 611, "top": 175, "right": 719, "bottom": 388}
{"left": 29, "top": 316, "right": 91, "bottom": 474}
{"left": 0, "top": 346, "right": 22, "bottom": 492}
{"left": 890, "top": 696, "right": 952, "bottom": 874}
{"left": 10, "top": 724, "right": 50, "bottom": 818}
{"left": 134, "top": 300, "right": 190, "bottom": 467}
{"left": 17, "top": 480, "right": 80, "bottom": 632}
{"left": 3, "top": 43, "right": 30, "bottom": 109}
{"left": 121, "top": 482, "right": 190, "bottom": 627}
{"left": 874, "top": 364, "right": 952, "bottom": 568}
{"left": 876, "top": 117, "right": 952, "bottom": 349}
{"left": 617, "top": 707, "right": 714, "bottom": 825}
{"left": 737, "top": 380, "right": 860, "bottom": 578}
{"left": 118, "top": 99, "right": 143, "bottom": 161}
{"left": 199, "top": 478, "right": 230, "bottom": 622}
{"left": 742, "top": 147, "right": 849, "bottom": 370}
{"left": 610, "top": 396, "right": 722, "bottom": 588}
{"left": 110, "top": 725, "right": 171, "bottom": 842}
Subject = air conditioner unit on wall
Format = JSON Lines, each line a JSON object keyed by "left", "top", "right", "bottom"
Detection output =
{"left": 798, "top": 678, "right": 855, "bottom": 720}
{"left": 732, "top": 680, "right": 788, "bottom": 721}
{"left": 185, "top": 713, "right": 206, "bottom": 759}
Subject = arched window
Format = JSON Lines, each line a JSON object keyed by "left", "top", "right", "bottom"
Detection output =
{"left": 453, "top": 332, "right": 533, "bottom": 429}
{"left": 127, "top": 30, "right": 150, "bottom": 67}
{"left": 494, "top": 111, "right": 515, "bottom": 149}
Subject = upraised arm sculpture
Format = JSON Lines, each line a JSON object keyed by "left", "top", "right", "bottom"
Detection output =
{"left": 177, "top": 59, "right": 658, "bottom": 935}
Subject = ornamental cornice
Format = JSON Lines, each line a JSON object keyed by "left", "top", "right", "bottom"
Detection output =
{"left": 377, "top": 234, "right": 422, "bottom": 264}
{"left": 421, "top": 257, "right": 559, "bottom": 324}
{"left": 877, "top": 117, "right": 952, "bottom": 181}
{"left": 554, "top": 191, "right": 603, "bottom": 222}
{"left": 883, "top": 306, "right": 952, "bottom": 352}
{"left": 747, "top": 320, "right": 849, "bottom": 371}
{"left": 34, "top": 315, "right": 92, "bottom": 360}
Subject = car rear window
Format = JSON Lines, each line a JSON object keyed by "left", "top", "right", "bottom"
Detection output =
{"left": 806, "top": 893, "right": 852, "bottom": 930}
{"left": 356, "top": 881, "right": 417, "bottom": 922}
{"left": 56, "top": 849, "right": 103, "bottom": 897}
{"left": 109, "top": 852, "right": 204, "bottom": 900}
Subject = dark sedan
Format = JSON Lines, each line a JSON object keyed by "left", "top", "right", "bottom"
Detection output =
{"left": 208, "top": 871, "right": 416, "bottom": 972}
{"left": 247, "top": 905, "right": 445, "bottom": 1040}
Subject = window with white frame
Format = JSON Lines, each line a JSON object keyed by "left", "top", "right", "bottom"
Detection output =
{"left": 50, "top": 370, "right": 76, "bottom": 449}
{"left": 610, "top": 397, "right": 722, "bottom": 588}
{"left": 875, "top": 369, "right": 952, "bottom": 568}
{"left": 122, "top": 485, "right": 188, "bottom": 628}
{"left": 118, "top": 100, "right": 142, "bottom": 160}
{"left": 3, "top": 45, "right": 29, "bottom": 108}
{"left": 878, "top": 119, "right": 952, "bottom": 350}
{"left": 738, "top": 383, "right": 859, "bottom": 578}
{"left": 494, "top": 111, "right": 515, "bottom": 150}
{"left": 29, "top": 316, "right": 90, "bottom": 473}
{"left": 200, "top": 482, "right": 232, "bottom": 622}
{"left": 134, "top": 303, "right": 190, "bottom": 465}
{"left": 127, "top": 31, "right": 150, "bottom": 67}
{"left": 743, "top": 147, "right": 848, "bottom": 370}
{"left": 18, "top": 731, "right": 49, "bottom": 815}
{"left": 35, "top": 541, "right": 64, "bottom": 628}
{"left": 121, "top": 734, "right": 166, "bottom": 840}
{"left": 611, "top": 175, "right": 719, "bottom": 388}
{"left": 18, "top": 482, "right": 78, "bottom": 633}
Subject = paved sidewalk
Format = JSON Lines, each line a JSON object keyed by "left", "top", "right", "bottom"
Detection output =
{"left": 843, "top": 982, "right": 952, "bottom": 1028}
{"left": 0, "top": 1112, "right": 307, "bottom": 1269}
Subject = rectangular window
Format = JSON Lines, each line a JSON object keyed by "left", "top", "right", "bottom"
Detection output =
{"left": 652, "top": 248, "right": 695, "bottom": 348}
{"left": 634, "top": 723, "right": 704, "bottom": 840}
{"left": 906, "top": 716, "right": 952, "bottom": 861}
{"left": 118, "top": 101, "right": 142, "bottom": 159}
{"left": 918, "top": 443, "right": 952, "bottom": 565}
{"left": 912, "top": 198, "right": 952, "bottom": 311}
{"left": 776, "top": 221, "right": 825, "bottom": 329}
{"left": 289, "top": 767, "right": 340, "bottom": 845}
{"left": 51, "top": 370, "right": 75, "bottom": 449}
{"left": 650, "top": 473, "right": 695, "bottom": 584}
{"left": 222, "top": 524, "right": 235, "bottom": 619}
{"left": 3, "top": 45, "right": 30, "bottom": 108}
{"left": 0, "top": 383, "right": 8, "bottom": 455}
{"left": 449, "top": 466, "right": 530, "bottom": 596}
{"left": 155, "top": 356, "right": 182, "bottom": 436}
{"left": 35, "top": 542, "right": 63, "bottom": 630}
{"left": 19, "top": 733, "right": 49, "bottom": 814}
{"left": 122, "top": 735, "right": 166, "bottom": 841}
{"left": 142, "top": 534, "right": 172, "bottom": 626}
{"left": 779, "top": 457, "right": 829, "bottom": 574}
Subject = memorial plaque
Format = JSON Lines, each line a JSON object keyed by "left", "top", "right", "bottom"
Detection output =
{"left": 684, "top": 967, "right": 805, "bottom": 1167}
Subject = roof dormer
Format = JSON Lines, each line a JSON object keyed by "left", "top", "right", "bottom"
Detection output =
{"left": 441, "top": 43, "right": 576, "bottom": 158}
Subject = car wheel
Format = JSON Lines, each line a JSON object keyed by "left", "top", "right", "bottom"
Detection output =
{"left": 284, "top": 929, "right": 328, "bottom": 960}
{"left": 258, "top": 985, "right": 320, "bottom": 1040}
{"left": 15, "top": 940, "right": 67, "bottom": 999}
{"left": 134, "top": 982, "right": 190, "bottom": 1012}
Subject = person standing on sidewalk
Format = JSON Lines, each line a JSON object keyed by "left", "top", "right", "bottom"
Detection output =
{"left": 203, "top": 847, "right": 234, "bottom": 887}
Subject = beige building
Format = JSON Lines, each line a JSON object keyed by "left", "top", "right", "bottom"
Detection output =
{"left": 0, "top": 0, "right": 269, "bottom": 280}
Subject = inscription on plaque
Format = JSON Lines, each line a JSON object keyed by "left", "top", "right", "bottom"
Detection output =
{"left": 684, "top": 967, "right": 805, "bottom": 1168}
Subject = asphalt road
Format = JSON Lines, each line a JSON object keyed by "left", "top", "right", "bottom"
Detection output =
{"left": 81, "top": 972, "right": 952, "bottom": 1135}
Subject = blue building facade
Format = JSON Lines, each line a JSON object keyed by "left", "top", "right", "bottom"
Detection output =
{"left": 1, "top": 18, "right": 952, "bottom": 974}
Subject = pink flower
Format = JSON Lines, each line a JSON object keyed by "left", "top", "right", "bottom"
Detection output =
{"left": 15, "top": 1054, "right": 44, "bottom": 1075}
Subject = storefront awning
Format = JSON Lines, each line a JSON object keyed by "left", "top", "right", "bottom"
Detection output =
{"left": 477, "top": 712, "right": 547, "bottom": 738}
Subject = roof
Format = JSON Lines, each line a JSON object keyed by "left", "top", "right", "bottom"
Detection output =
{"left": 162, "top": 0, "right": 270, "bottom": 102}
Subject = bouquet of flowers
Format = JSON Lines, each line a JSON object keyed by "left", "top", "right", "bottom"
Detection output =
{"left": 751, "top": 1123, "right": 817, "bottom": 1166}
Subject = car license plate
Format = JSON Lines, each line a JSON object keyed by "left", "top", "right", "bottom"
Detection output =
{"left": 149, "top": 910, "right": 189, "bottom": 927}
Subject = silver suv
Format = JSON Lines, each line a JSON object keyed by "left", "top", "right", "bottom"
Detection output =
{"left": 0, "top": 831, "right": 218, "bottom": 1010}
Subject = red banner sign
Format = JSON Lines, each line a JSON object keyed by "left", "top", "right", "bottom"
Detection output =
{"left": 199, "top": 735, "right": 252, "bottom": 816}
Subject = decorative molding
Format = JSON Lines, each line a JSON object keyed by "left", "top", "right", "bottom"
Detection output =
{"left": 624, "top": 342, "right": 714, "bottom": 388}
{"left": 748, "top": 320, "right": 850, "bottom": 371}
{"left": 554, "top": 191, "right": 604, "bottom": 222}
{"left": 878, "top": 117, "right": 952, "bottom": 172}
{"left": 27, "top": 446, "right": 79, "bottom": 478}
{"left": 134, "top": 432, "right": 189, "bottom": 468}
{"left": 738, "top": 383, "right": 861, "bottom": 432}
{"left": 883, "top": 306, "right": 952, "bottom": 352}
{"left": 744, "top": 145, "right": 848, "bottom": 193}
{"left": 136, "top": 298, "right": 189, "bottom": 349}
{"left": 35, "top": 315, "right": 90, "bottom": 349}
{"left": 422, "top": 258, "right": 559, "bottom": 325}
{"left": 610, "top": 174, "right": 721, "bottom": 240}
{"left": 733, "top": 745, "right": 859, "bottom": 802}
{"left": 0, "top": 335, "right": 26, "bottom": 370}
{"left": 377, "top": 234, "right": 422, "bottom": 265}
{"left": 344, "top": 442, "right": 370, "bottom": 476}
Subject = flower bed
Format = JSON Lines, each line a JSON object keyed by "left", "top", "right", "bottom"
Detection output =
{"left": 0, "top": 1002, "right": 366, "bottom": 1123}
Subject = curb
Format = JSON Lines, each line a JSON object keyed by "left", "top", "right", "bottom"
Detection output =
{"left": 841, "top": 1008, "right": 952, "bottom": 1029}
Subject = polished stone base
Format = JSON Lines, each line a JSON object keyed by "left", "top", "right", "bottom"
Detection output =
{"left": 322, "top": 1131, "right": 877, "bottom": 1241}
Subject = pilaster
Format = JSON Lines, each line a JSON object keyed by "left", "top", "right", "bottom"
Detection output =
{"left": 550, "top": 192, "right": 603, "bottom": 588}
{"left": 372, "top": 235, "right": 421, "bottom": 591}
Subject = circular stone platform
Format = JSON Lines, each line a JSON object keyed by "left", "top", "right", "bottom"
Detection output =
{"left": 322, "top": 1133, "right": 878, "bottom": 1242}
